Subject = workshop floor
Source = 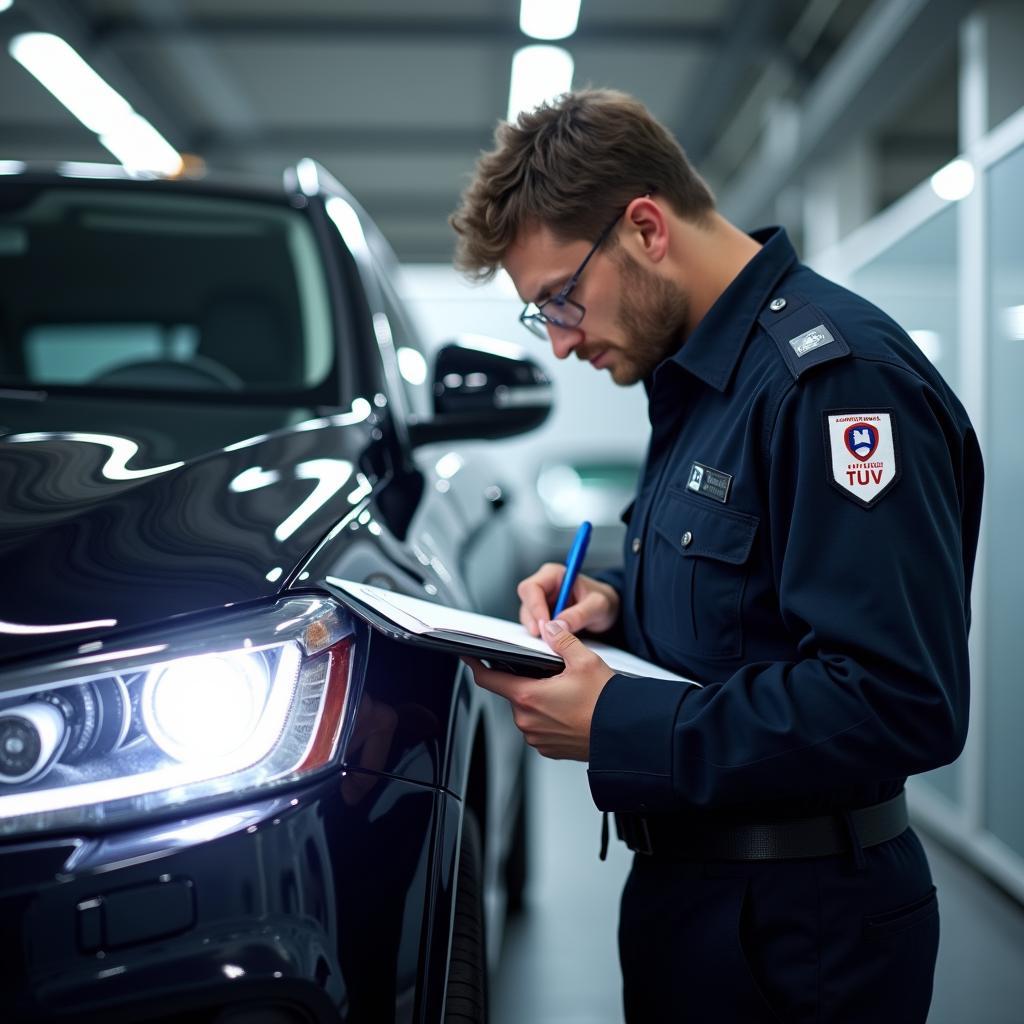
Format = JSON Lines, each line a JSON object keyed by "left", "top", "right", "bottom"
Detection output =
{"left": 492, "top": 752, "right": 1024, "bottom": 1024}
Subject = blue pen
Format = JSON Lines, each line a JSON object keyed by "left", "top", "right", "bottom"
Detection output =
{"left": 552, "top": 520, "right": 592, "bottom": 618}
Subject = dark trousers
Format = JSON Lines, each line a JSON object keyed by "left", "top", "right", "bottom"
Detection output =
{"left": 618, "top": 828, "right": 939, "bottom": 1023}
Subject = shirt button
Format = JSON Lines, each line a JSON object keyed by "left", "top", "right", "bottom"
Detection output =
{"left": 680, "top": 531, "right": 693, "bottom": 548}
{"left": 631, "top": 537, "right": 641, "bottom": 554}
{"left": 769, "top": 297, "right": 787, "bottom": 312}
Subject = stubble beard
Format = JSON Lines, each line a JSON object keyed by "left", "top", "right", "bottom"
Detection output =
{"left": 607, "top": 249, "right": 690, "bottom": 386}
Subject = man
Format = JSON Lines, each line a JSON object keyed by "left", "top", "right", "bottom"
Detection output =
{"left": 451, "top": 89, "right": 982, "bottom": 1023}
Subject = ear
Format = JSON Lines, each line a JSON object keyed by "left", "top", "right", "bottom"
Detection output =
{"left": 623, "top": 195, "right": 669, "bottom": 264}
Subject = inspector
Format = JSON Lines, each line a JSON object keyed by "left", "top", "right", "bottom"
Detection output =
{"left": 453, "top": 89, "right": 983, "bottom": 1023}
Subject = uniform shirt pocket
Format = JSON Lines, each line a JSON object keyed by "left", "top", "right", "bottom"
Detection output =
{"left": 644, "top": 489, "right": 759, "bottom": 660}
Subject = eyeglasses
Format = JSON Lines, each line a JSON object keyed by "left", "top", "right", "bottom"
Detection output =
{"left": 518, "top": 207, "right": 626, "bottom": 340}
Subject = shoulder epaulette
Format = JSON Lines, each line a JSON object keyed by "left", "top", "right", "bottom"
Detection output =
{"left": 757, "top": 293, "right": 851, "bottom": 381}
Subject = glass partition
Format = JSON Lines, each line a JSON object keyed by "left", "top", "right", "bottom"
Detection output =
{"left": 850, "top": 205, "right": 960, "bottom": 394}
{"left": 984, "top": 141, "right": 1024, "bottom": 859}
{"left": 849, "top": 204, "right": 962, "bottom": 807}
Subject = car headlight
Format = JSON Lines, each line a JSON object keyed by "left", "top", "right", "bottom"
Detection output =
{"left": 0, "top": 596, "right": 354, "bottom": 837}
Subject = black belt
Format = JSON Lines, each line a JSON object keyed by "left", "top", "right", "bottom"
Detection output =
{"left": 616, "top": 791, "right": 908, "bottom": 861}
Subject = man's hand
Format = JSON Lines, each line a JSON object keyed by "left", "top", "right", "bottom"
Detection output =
{"left": 465, "top": 620, "right": 615, "bottom": 761}
{"left": 517, "top": 564, "right": 621, "bottom": 638}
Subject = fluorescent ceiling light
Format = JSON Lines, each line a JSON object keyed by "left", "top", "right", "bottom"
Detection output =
{"left": 0, "top": 160, "right": 26, "bottom": 175}
{"left": 0, "top": 1, "right": 14, "bottom": 13}
{"left": 10, "top": 33, "right": 132, "bottom": 134}
{"left": 520, "top": 0, "right": 581, "bottom": 40}
{"left": 1003, "top": 305, "right": 1024, "bottom": 342}
{"left": 507, "top": 45, "right": 574, "bottom": 123}
{"left": 99, "top": 112, "right": 183, "bottom": 177}
{"left": 908, "top": 329, "right": 942, "bottom": 363}
{"left": 8, "top": 32, "right": 183, "bottom": 177}
{"left": 930, "top": 158, "right": 974, "bottom": 202}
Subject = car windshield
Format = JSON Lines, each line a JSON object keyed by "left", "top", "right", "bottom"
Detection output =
{"left": 0, "top": 186, "right": 335, "bottom": 396}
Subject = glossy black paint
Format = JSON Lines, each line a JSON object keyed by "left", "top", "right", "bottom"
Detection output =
{"left": 0, "top": 773, "right": 454, "bottom": 1023}
{"left": 408, "top": 342, "right": 552, "bottom": 447}
{"left": 0, "top": 168, "right": 549, "bottom": 1021}
{"left": 0, "top": 400, "right": 381, "bottom": 665}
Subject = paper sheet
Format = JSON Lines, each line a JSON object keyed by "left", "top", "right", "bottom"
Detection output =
{"left": 328, "top": 577, "right": 695, "bottom": 685}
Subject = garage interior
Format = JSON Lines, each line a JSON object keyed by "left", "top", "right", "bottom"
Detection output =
{"left": 2, "top": 2, "right": 1024, "bottom": 1022}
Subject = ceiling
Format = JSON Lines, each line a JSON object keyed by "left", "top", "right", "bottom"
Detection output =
{"left": 0, "top": 0, "right": 967, "bottom": 262}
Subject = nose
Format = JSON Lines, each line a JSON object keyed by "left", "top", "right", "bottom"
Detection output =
{"left": 546, "top": 321, "right": 584, "bottom": 359}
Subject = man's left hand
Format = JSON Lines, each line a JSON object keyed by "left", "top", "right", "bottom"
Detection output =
{"left": 464, "top": 620, "right": 615, "bottom": 761}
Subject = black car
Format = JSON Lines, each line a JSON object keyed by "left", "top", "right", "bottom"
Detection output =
{"left": 0, "top": 161, "right": 552, "bottom": 1023}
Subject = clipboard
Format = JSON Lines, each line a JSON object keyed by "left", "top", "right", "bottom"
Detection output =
{"left": 325, "top": 576, "right": 693, "bottom": 683}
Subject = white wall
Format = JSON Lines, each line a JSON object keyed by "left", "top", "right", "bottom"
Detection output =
{"left": 398, "top": 264, "right": 651, "bottom": 550}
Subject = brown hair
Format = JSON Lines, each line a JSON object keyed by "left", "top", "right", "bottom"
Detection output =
{"left": 450, "top": 88, "right": 715, "bottom": 280}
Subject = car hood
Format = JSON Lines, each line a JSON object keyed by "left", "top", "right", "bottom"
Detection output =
{"left": 0, "top": 394, "right": 377, "bottom": 665}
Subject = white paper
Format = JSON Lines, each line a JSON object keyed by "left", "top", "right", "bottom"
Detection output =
{"left": 327, "top": 577, "right": 696, "bottom": 685}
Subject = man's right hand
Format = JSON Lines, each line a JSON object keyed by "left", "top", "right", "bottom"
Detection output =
{"left": 516, "top": 564, "right": 621, "bottom": 637}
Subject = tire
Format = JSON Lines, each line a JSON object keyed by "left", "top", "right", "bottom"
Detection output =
{"left": 444, "top": 810, "right": 488, "bottom": 1024}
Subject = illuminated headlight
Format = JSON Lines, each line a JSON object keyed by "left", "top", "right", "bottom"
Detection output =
{"left": 0, "top": 597, "right": 354, "bottom": 837}
{"left": 142, "top": 654, "right": 275, "bottom": 761}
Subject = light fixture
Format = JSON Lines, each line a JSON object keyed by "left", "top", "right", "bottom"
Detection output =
{"left": 99, "top": 112, "right": 183, "bottom": 178}
{"left": 8, "top": 32, "right": 183, "bottom": 177}
{"left": 520, "top": 0, "right": 581, "bottom": 41}
{"left": 507, "top": 45, "right": 574, "bottom": 123}
{"left": 930, "top": 158, "right": 975, "bottom": 202}
{"left": 908, "top": 330, "right": 942, "bottom": 363}
{"left": 1003, "top": 305, "right": 1024, "bottom": 342}
{"left": 0, "top": 160, "right": 25, "bottom": 175}
{"left": 0, "top": 1, "right": 15, "bottom": 14}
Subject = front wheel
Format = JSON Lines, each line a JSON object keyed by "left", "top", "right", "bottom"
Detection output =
{"left": 443, "top": 810, "right": 488, "bottom": 1023}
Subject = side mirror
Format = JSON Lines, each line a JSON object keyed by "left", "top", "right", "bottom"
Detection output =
{"left": 407, "top": 336, "right": 553, "bottom": 447}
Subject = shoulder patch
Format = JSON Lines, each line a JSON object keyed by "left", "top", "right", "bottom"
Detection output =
{"left": 758, "top": 294, "right": 851, "bottom": 380}
{"left": 823, "top": 409, "right": 901, "bottom": 508}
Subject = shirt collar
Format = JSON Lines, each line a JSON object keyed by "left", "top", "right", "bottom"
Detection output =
{"left": 664, "top": 226, "right": 798, "bottom": 393}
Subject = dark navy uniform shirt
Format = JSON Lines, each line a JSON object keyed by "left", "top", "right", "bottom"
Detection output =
{"left": 588, "top": 227, "right": 983, "bottom": 821}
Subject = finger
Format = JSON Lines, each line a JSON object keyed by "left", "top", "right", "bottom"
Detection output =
{"left": 518, "top": 581, "right": 558, "bottom": 635}
{"left": 558, "top": 590, "right": 606, "bottom": 633}
{"left": 541, "top": 619, "right": 597, "bottom": 667}
{"left": 515, "top": 565, "right": 559, "bottom": 603}
{"left": 518, "top": 601, "right": 550, "bottom": 638}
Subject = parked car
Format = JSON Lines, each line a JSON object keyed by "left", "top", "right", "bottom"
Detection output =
{"left": 0, "top": 160, "right": 552, "bottom": 1023}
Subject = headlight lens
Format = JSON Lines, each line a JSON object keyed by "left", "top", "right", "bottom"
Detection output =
{"left": 0, "top": 596, "right": 354, "bottom": 837}
{"left": 141, "top": 653, "right": 274, "bottom": 761}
